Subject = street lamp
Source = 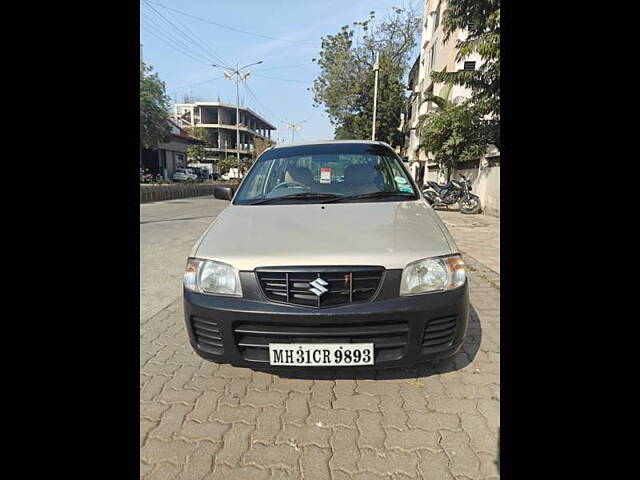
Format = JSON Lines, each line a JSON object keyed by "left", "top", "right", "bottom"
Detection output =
{"left": 284, "top": 120, "right": 306, "bottom": 143}
{"left": 213, "top": 61, "right": 263, "bottom": 179}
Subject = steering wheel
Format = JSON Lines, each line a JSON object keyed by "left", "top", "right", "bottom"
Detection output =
{"left": 272, "top": 181, "right": 308, "bottom": 190}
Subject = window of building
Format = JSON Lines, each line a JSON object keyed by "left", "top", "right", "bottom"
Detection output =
{"left": 463, "top": 61, "right": 476, "bottom": 71}
{"left": 433, "top": 2, "right": 441, "bottom": 30}
{"left": 430, "top": 43, "right": 437, "bottom": 69}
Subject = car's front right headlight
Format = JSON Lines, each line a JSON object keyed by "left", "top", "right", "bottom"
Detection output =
{"left": 184, "top": 258, "right": 242, "bottom": 296}
{"left": 400, "top": 254, "right": 466, "bottom": 295}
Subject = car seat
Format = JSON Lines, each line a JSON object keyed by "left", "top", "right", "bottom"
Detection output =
{"left": 344, "top": 164, "right": 381, "bottom": 194}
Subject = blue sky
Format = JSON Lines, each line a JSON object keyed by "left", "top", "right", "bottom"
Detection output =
{"left": 140, "top": 0, "right": 416, "bottom": 143}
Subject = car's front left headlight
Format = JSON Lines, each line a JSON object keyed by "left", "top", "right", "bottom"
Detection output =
{"left": 184, "top": 258, "right": 242, "bottom": 296}
{"left": 400, "top": 254, "right": 466, "bottom": 295}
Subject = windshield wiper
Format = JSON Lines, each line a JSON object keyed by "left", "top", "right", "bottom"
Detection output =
{"left": 248, "top": 192, "right": 344, "bottom": 205}
{"left": 320, "top": 191, "right": 416, "bottom": 203}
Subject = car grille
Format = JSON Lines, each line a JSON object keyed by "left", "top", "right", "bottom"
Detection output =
{"left": 255, "top": 267, "right": 384, "bottom": 308}
{"left": 233, "top": 320, "right": 409, "bottom": 363}
{"left": 422, "top": 316, "right": 457, "bottom": 352}
{"left": 190, "top": 316, "right": 223, "bottom": 355}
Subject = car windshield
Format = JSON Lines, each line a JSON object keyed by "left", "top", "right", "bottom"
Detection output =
{"left": 233, "top": 143, "right": 418, "bottom": 205}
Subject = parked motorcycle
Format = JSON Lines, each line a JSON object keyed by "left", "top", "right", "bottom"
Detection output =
{"left": 423, "top": 174, "right": 482, "bottom": 214}
{"left": 140, "top": 173, "right": 154, "bottom": 184}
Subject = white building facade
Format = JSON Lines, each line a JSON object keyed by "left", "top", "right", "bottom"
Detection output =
{"left": 406, "top": 0, "right": 483, "bottom": 182}
{"left": 173, "top": 102, "right": 276, "bottom": 163}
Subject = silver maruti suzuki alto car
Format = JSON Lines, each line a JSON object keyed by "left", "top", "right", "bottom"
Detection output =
{"left": 183, "top": 140, "right": 468, "bottom": 369}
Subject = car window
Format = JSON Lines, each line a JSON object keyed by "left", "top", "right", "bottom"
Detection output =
{"left": 234, "top": 143, "right": 417, "bottom": 205}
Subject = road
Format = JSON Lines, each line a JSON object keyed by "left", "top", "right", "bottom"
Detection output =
{"left": 140, "top": 197, "right": 228, "bottom": 322}
{"left": 140, "top": 196, "right": 500, "bottom": 480}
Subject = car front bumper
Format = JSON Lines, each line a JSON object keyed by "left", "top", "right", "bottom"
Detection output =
{"left": 183, "top": 272, "right": 469, "bottom": 370}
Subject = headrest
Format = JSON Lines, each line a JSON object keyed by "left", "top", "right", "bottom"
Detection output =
{"left": 287, "top": 166, "right": 314, "bottom": 184}
{"left": 344, "top": 164, "right": 377, "bottom": 185}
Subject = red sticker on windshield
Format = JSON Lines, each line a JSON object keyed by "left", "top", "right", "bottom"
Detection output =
{"left": 320, "top": 168, "right": 332, "bottom": 184}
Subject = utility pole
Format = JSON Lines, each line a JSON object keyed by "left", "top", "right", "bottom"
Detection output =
{"left": 140, "top": 42, "right": 143, "bottom": 171}
{"left": 214, "top": 60, "right": 263, "bottom": 179}
{"left": 234, "top": 63, "right": 241, "bottom": 178}
{"left": 371, "top": 51, "right": 380, "bottom": 141}
{"left": 285, "top": 121, "right": 305, "bottom": 143}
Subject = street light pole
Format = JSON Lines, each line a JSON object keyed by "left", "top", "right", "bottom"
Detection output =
{"left": 372, "top": 51, "right": 380, "bottom": 141}
{"left": 235, "top": 63, "right": 241, "bottom": 178}
{"left": 214, "top": 60, "right": 263, "bottom": 180}
{"left": 285, "top": 121, "right": 305, "bottom": 143}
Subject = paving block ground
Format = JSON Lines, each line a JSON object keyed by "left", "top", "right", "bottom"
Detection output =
{"left": 140, "top": 198, "right": 500, "bottom": 479}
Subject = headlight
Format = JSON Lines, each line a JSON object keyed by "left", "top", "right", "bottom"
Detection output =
{"left": 400, "top": 254, "right": 466, "bottom": 295}
{"left": 184, "top": 258, "right": 242, "bottom": 296}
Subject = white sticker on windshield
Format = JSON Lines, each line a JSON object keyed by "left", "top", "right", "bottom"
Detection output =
{"left": 320, "top": 168, "right": 332, "bottom": 184}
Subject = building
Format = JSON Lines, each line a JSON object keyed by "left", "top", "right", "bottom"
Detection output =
{"left": 141, "top": 120, "right": 206, "bottom": 180}
{"left": 402, "top": 1, "right": 500, "bottom": 216}
{"left": 173, "top": 102, "right": 276, "bottom": 163}
{"left": 405, "top": 0, "right": 484, "bottom": 183}
{"left": 404, "top": 56, "right": 421, "bottom": 162}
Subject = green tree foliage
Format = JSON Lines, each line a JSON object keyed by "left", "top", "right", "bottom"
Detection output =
{"left": 312, "top": 8, "right": 420, "bottom": 146}
{"left": 429, "top": 0, "right": 500, "bottom": 148}
{"left": 418, "top": 89, "right": 488, "bottom": 180}
{"left": 186, "top": 126, "right": 210, "bottom": 163}
{"left": 218, "top": 156, "right": 254, "bottom": 176}
{"left": 140, "top": 62, "right": 171, "bottom": 149}
{"left": 253, "top": 136, "right": 275, "bottom": 159}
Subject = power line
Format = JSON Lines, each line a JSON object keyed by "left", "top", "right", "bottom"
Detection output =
{"left": 141, "top": 0, "right": 225, "bottom": 66}
{"left": 140, "top": 16, "right": 213, "bottom": 65}
{"left": 252, "top": 73, "right": 312, "bottom": 84}
{"left": 141, "top": 6, "right": 213, "bottom": 64}
{"left": 169, "top": 75, "right": 226, "bottom": 93}
{"left": 242, "top": 82, "right": 287, "bottom": 125}
{"left": 140, "top": 22, "right": 210, "bottom": 65}
{"left": 253, "top": 63, "right": 315, "bottom": 72}
{"left": 144, "top": 0, "right": 316, "bottom": 46}
{"left": 146, "top": 0, "right": 231, "bottom": 67}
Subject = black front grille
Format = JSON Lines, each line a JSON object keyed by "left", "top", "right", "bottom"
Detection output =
{"left": 255, "top": 267, "right": 384, "bottom": 308}
{"left": 190, "top": 316, "right": 223, "bottom": 354}
{"left": 422, "top": 316, "right": 457, "bottom": 352}
{"left": 233, "top": 320, "right": 408, "bottom": 363}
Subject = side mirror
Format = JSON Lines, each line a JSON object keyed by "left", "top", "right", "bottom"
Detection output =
{"left": 214, "top": 185, "right": 235, "bottom": 201}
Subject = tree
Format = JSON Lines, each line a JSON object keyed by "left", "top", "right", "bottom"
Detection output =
{"left": 417, "top": 86, "right": 488, "bottom": 180}
{"left": 429, "top": 0, "right": 500, "bottom": 148}
{"left": 218, "top": 156, "right": 254, "bottom": 177}
{"left": 253, "top": 136, "right": 275, "bottom": 159}
{"left": 312, "top": 7, "right": 421, "bottom": 146}
{"left": 140, "top": 62, "right": 171, "bottom": 149}
{"left": 186, "top": 126, "right": 210, "bottom": 163}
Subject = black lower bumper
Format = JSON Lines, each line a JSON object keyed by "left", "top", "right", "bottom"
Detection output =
{"left": 183, "top": 279, "right": 469, "bottom": 370}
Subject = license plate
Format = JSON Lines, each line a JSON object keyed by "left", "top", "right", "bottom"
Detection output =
{"left": 268, "top": 343, "right": 374, "bottom": 366}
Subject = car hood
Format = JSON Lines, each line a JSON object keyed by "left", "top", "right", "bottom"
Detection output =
{"left": 193, "top": 200, "right": 457, "bottom": 270}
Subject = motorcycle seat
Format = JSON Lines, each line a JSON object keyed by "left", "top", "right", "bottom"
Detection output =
{"left": 427, "top": 181, "right": 451, "bottom": 189}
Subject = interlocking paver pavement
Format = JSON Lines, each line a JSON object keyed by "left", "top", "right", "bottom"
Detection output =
{"left": 436, "top": 209, "right": 500, "bottom": 275}
{"left": 141, "top": 199, "right": 500, "bottom": 479}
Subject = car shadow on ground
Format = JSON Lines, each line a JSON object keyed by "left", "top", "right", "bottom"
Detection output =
{"left": 252, "top": 304, "right": 482, "bottom": 381}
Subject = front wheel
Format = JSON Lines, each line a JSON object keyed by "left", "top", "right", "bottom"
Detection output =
{"left": 423, "top": 190, "right": 437, "bottom": 205}
{"left": 459, "top": 194, "right": 482, "bottom": 214}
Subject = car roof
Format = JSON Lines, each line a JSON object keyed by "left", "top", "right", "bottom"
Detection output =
{"left": 267, "top": 139, "right": 393, "bottom": 151}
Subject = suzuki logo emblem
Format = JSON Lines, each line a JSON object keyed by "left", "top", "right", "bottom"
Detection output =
{"left": 309, "top": 277, "right": 329, "bottom": 297}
